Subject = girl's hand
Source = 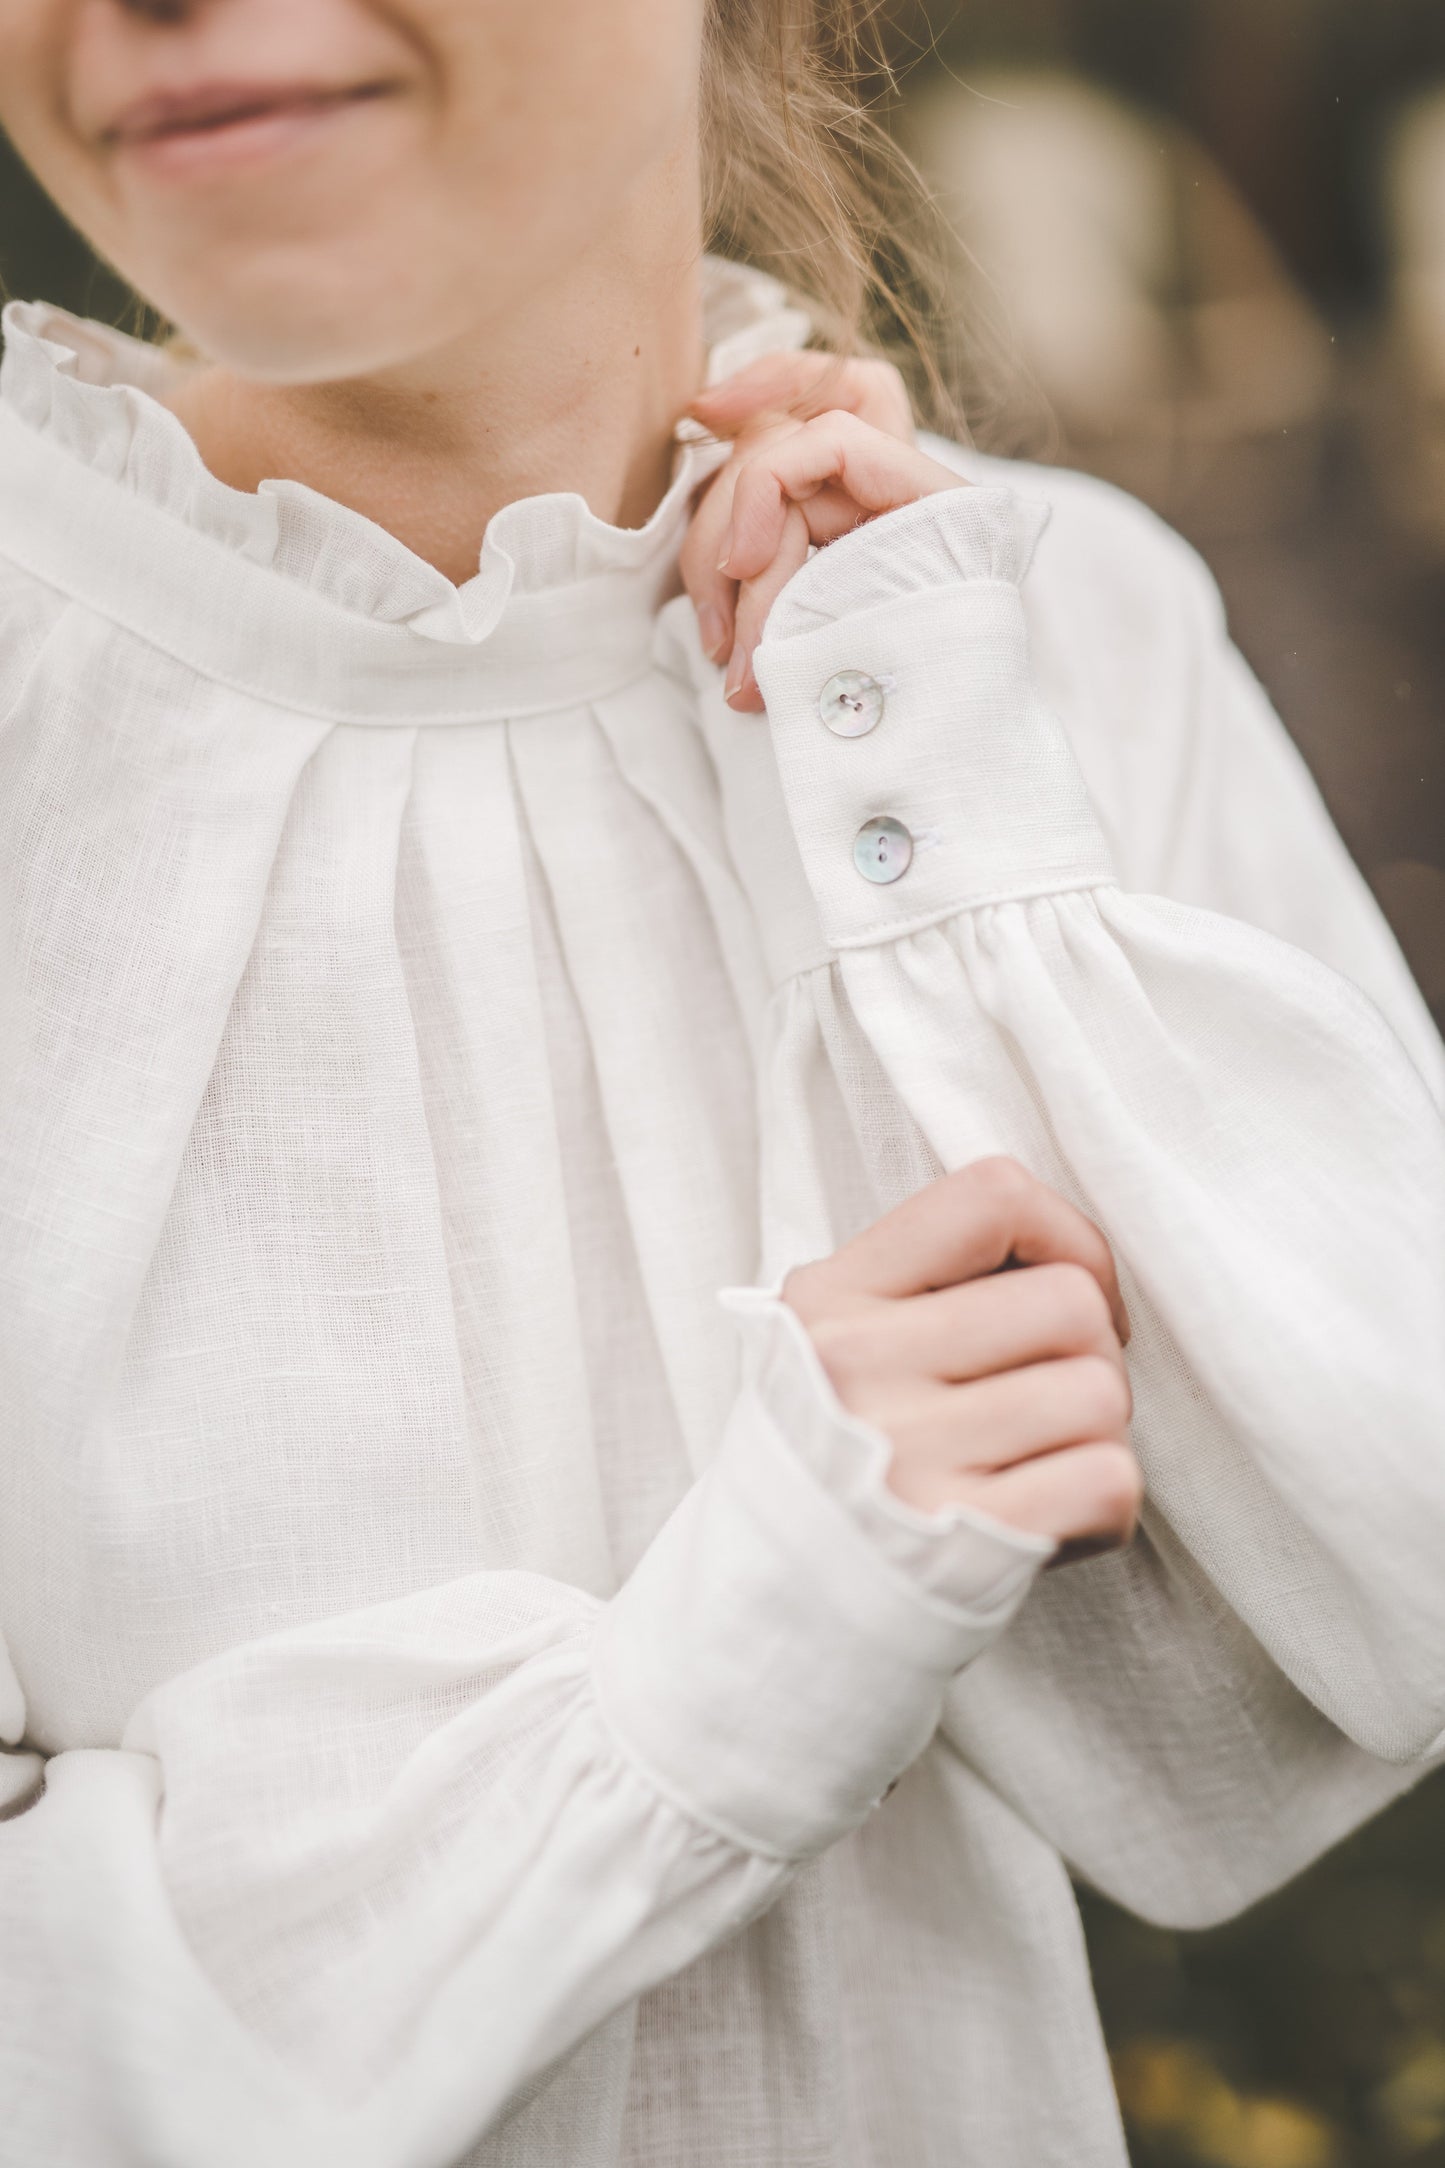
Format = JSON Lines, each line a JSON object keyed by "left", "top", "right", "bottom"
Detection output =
{"left": 680, "top": 349, "right": 967, "bottom": 713}
{"left": 781, "top": 1157, "right": 1144, "bottom": 1571}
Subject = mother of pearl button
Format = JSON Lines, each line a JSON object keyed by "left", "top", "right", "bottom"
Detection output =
{"left": 818, "top": 669, "right": 886, "bottom": 738}
{"left": 852, "top": 816, "right": 913, "bottom": 884}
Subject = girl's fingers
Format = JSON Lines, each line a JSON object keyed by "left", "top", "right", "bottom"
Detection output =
{"left": 721, "top": 410, "right": 962, "bottom": 586}
{"left": 681, "top": 351, "right": 906, "bottom": 656}
{"left": 722, "top": 502, "right": 813, "bottom": 711}
{"left": 808, "top": 1261, "right": 1125, "bottom": 1392}
{"left": 678, "top": 414, "right": 801, "bottom": 665}
{"left": 680, "top": 395, "right": 960, "bottom": 684}
{"left": 790, "top": 1157, "right": 1129, "bottom": 1347}
{"left": 681, "top": 462, "right": 859, "bottom": 680}
{"left": 678, "top": 462, "right": 741, "bottom": 663}
{"left": 863, "top": 1355, "right": 1133, "bottom": 1489}
{"left": 953, "top": 1440, "right": 1145, "bottom": 1553}
{"left": 689, "top": 349, "right": 916, "bottom": 442}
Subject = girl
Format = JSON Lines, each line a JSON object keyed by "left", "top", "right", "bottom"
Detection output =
{"left": 0, "top": 2, "right": 1442, "bottom": 2163}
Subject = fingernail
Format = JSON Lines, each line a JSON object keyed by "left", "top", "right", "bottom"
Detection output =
{"left": 724, "top": 643, "right": 746, "bottom": 701}
{"left": 716, "top": 523, "right": 733, "bottom": 574}
{"left": 697, "top": 603, "right": 727, "bottom": 661}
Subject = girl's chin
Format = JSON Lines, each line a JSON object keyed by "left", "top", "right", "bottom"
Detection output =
{"left": 149, "top": 289, "right": 460, "bottom": 386}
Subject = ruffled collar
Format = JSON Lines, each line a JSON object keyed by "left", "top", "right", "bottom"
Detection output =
{"left": 0, "top": 255, "right": 811, "bottom": 651}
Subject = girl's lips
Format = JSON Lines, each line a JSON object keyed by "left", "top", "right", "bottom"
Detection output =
{"left": 104, "top": 80, "right": 394, "bottom": 179}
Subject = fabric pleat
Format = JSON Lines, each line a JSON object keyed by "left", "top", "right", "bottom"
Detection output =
{"left": 509, "top": 705, "right": 761, "bottom": 1482}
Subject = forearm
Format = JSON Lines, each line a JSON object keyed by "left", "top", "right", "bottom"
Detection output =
{"left": 0, "top": 1306, "right": 1045, "bottom": 2166}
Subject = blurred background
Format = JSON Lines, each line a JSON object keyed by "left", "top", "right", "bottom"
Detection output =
{"left": 882, "top": 12, "right": 1445, "bottom": 2165}
{"left": 3, "top": 4, "right": 1445, "bottom": 2162}
{"left": 883, "top": 0, "right": 1445, "bottom": 1046}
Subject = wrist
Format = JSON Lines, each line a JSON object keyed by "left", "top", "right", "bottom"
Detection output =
{"left": 592, "top": 1283, "right": 1048, "bottom": 1863}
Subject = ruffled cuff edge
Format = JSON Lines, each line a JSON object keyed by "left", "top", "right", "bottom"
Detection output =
{"left": 761, "top": 486, "right": 1052, "bottom": 647}
{"left": 717, "top": 1281, "right": 1056, "bottom": 1613}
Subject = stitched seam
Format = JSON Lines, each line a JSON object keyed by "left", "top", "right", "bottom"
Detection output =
{"left": 822, "top": 875, "right": 1119, "bottom": 951}
{"left": 586, "top": 1628, "right": 806, "bottom": 1866}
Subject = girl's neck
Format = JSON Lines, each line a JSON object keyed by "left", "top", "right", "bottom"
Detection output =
{"left": 162, "top": 189, "right": 707, "bottom": 586}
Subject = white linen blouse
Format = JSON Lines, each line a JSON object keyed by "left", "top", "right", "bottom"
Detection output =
{"left": 0, "top": 253, "right": 1444, "bottom": 2168}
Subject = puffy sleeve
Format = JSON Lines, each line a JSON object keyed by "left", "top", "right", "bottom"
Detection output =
{"left": 0, "top": 1270, "right": 1045, "bottom": 2166}
{"left": 749, "top": 482, "right": 1445, "bottom": 1930}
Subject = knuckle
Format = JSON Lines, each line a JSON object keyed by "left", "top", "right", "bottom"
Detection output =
{"left": 1084, "top": 1221, "right": 1117, "bottom": 1280}
{"left": 1076, "top": 1205, "right": 1115, "bottom": 1266}
{"left": 735, "top": 448, "right": 784, "bottom": 502}
{"left": 864, "top": 356, "right": 911, "bottom": 407}
{"left": 804, "top": 1311, "right": 862, "bottom": 1384}
{"left": 1075, "top": 1354, "right": 1132, "bottom": 1433}
{"left": 792, "top": 352, "right": 832, "bottom": 390}
{"left": 1048, "top": 1262, "right": 1112, "bottom": 1341}
{"left": 1088, "top": 1443, "right": 1146, "bottom": 1528}
{"left": 862, "top": 355, "right": 904, "bottom": 388}
{"left": 779, "top": 1260, "right": 823, "bottom": 1319}
{"left": 756, "top": 413, "right": 804, "bottom": 449}
{"left": 961, "top": 1154, "right": 1031, "bottom": 1204}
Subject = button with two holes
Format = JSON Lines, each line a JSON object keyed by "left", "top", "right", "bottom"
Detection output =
{"left": 852, "top": 816, "right": 913, "bottom": 884}
{"left": 818, "top": 669, "right": 886, "bottom": 738}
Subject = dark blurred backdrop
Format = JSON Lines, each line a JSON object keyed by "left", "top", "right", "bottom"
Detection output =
{"left": 3, "top": 7, "right": 1445, "bottom": 2162}
{"left": 886, "top": 0, "right": 1445, "bottom": 1043}
{"left": 886, "top": 13, "right": 1445, "bottom": 2162}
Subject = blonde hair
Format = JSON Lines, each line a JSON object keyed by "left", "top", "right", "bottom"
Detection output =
{"left": 701, "top": 0, "right": 994, "bottom": 442}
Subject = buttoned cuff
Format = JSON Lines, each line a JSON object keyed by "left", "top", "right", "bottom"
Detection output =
{"left": 751, "top": 487, "right": 1117, "bottom": 950}
{"left": 591, "top": 1283, "right": 1048, "bottom": 1864}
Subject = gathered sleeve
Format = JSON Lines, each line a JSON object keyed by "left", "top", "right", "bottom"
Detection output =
{"left": 749, "top": 483, "right": 1445, "bottom": 1928}
{"left": 0, "top": 1278, "right": 1045, "bottom": 2167}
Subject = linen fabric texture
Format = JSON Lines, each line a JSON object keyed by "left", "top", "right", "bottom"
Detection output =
{"left": 0, "top": 256, "right": 1443, "bottom": 2168}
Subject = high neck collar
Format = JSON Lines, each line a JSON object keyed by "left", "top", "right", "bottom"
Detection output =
{"left": 0, "top": 256, "right": 811, "bottom": 723}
